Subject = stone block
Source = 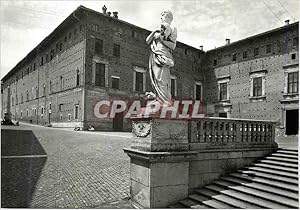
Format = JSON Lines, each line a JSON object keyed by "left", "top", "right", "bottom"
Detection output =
{"left": 131, "top": 180, "right": 151, "bottom": 208}
{"left": 150, "top": 162, "right": 189, "bottom": 187}
{"left": 130, "top": 162, "right": 150, "bottom": 186}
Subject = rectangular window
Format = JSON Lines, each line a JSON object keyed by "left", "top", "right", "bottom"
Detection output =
{"left": 113, "top": 44, "right": 120, "bottom": 57}
{"left": 68, "top": 114, "right": 71, "bottom": 121}
{"left": 171, "top": 78, "right": 176, "bottom": 97}
{"left": 195, "top": 83, "right": 202, "bottom": 100}
{"left": 213, "top": 59, "right": 217, "bottom": 66}
{"left": 266, "top": 44, "right": 271, "bottom": 53}
{"left": 49, "top": 81, "right": 52, "bottom": 93}
{"left": 293, "top": 37, "right": 298, "bottom": 47}
{"left": 254, "top": 47, "right": 259, "bottom": 56}
{"left": 291, "top": 53, "right": 296, "bottom": 60}
{"left": 74, "top": 105, "right": 79, "bottom": 120}
{"left": 253, "top": 77, "right": 262, "bottom": 97}
{"left": 219, "top": 82, "right": 228, "bottom": 100}
{"left": 59, "top": 104, "right": 63, "bottom": 112}
{"left": 95, "top": 39, "right": 103, "bottom": 55}
{"left": 43, "top": 84, "right": 46, "bottom": 96}
{"left": 76, "top": 69, "right": 80, "bottom": 86}
{"left": 36, "top": 87, "right": 39, "bottom": 99}
{"left": 60, "top": 76, "right": 64, "bottom": 90}
{"left": 135, "top": 72, "right": 144, "bottom": 92}
{"left": 288, "top": 72, "right": 298, "bottom": 94}
{"left": 33, "top": 63, "right": 36, "bottom": 71}
{"left": 26, "top": 91, "right": 29, "bottom": 102}
{"left": 111, "top": 77, "right": 120, "bottom": 89}
{"left": 243, "top": 51, "right": 248, "bottom": 59}
{"left": 232, "top": 53, "right": 236, "bottom": 61}
{"left": 95, "top": 63, "right": 106, "bottom": 87}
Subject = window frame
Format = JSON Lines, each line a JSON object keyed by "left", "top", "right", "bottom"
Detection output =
{"left": 194, "top": 81, "right": 203, "bottom": 101}
{"left": 111, "top": 76, "right": 120, "bottom": 89}
{"left": 170, "top": 75, "right": 177, "bottom": 98}
{"left": 133, "top": 66, "right": 146, "bottom": 92}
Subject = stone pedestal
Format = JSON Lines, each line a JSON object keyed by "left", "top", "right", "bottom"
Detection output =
{"left": 124, "top": 118, "right": 196, "bottom": 208}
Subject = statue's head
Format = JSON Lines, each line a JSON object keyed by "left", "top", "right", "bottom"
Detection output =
{"left": 161, "top": 10, "right": 173, "bottom": 24}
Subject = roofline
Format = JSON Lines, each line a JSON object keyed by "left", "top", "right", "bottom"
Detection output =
{"left": 1, "top": 5, "right": 202, "bottom": 82}
{"left": 207, "top": 21, "right": 299, "bottom": 53}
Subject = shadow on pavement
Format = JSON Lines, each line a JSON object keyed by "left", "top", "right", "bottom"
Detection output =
{"left": 1, "top": 129, "right": 47, "bottom": 208}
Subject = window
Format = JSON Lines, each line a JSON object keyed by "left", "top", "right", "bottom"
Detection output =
{"left": 16, "top": 96, "right": 18, "bottom": 105}
{"left": 253, "top": 77, "right": 262, "bottom": 97}
{"left": 135, "top": 72, "right": 144, "bottom": 92}
{"left": 95, "top": 39, "right": 103, "bottom": 55}
{"left": 232, "top": 53, "right": 236, "bottom": 61}
{"left": 111, "top": 76, "right": 120, "bottom": 89}
{"left": 36, "top": 87, "right": 39, "bottom": 99}
{"left": 49, "top": 103, "right": 51, "bottom": 111}
{"left": 22, "top": 72, "right": 24, "bottom": 79}
{"left": 243, "top": 51, "right": 248, "bottom": 59}
{"left": 254, "top": 47, "right": 259, "bottom": 56}
{"left": 76, "top": 69, "right": 80, "bottom": 86}
{"left": 213, "top": 59, "right": 217, "bottom": 66}
{"left": 12, "top": 97, "right": 14, "bottom": 106}
{"left": 33, "top": 63, "right": 36, "bottom": 71}
{"left": 21, "top": 93, "right": 23, "bottom": 103}
{"left": 74, "top": 104, "right": 79, "bottom": 120}
{"left": 291, "top": 53, "right": 296, "bottom": 60}
{"left": 41, "top": 106, "right": 44, "bottom": 116}
{"left": 266, "top": 44, "right": 271, "bottom": 53}
{"left": 49, "top": 81, "right": 52, "bottom": 93}
{"left": 293, "top": 37, "right": 298, "bottom": 47}
{"left": 132, "top": 30, "right": 137, "bottom": 38}
{"left": 26, "top": 91, "right": 29, "bottom": 102}
{"left": 59, "top": 104, "right": 63, "bottom": 112}
{"left": 171, "top": 76, "right": 177, "bottom": 97}
{"left": 59, "top": 43, "right": 63, "bottom": 51}
{"left": 21, "top": 111, "right": 23, "bottom": 118}
{"left": 50, "top": 49, "right": 54, "bottom": 60}
{"left": 27, "top": 109, "right": 29, "bottom": 117}
{"left": 194, "top": 82, "right": 202, "bottom": 100}
{"left": 288, "top": 72, "right": 298, "bottom": 94}
{"left": 60, "top": 76, "right": 64, "bottom": 90}
{"left": 113, "top": 44, "right": 120, "bottom": 57}
{"left": 185, "top": 48, "right": 188, "bottom": 55}
{"left": 95, "top": 63, "right": 106, "bottom": 87}
{"left": 43, "top": 84, "right": 46, "bottom": 96}
{"left": 68, "top": 114, "right": 71, "bottom": 121}
{"left": 219, "top": 82, "right": 228, "bottom": 100}
{"left": 26, "top": 67, "right": 29, "bottom": 75}
{"left": 60, "top": 114, "right": 63, "bottom": 120}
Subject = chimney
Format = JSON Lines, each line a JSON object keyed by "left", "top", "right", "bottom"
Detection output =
{"left": 199, "top": 45, "right": 203, "bottom": 51}
{"left": 113, "top": 11, "right": 118, "bottom": 18}
{"left": 107, "top": 11, "right": 111, "bottom": 16}
{"left": 102, "top": 5, "right": 107, "bottom": 14}
{"left": 285, "top": 19, "right": 290, "bottom": 25}
{"left": 226, "top": 38, "right": 230, "bottom": 45}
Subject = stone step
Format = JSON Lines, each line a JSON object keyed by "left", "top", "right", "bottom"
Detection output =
{"left": 253, "top": 163, "right": 299, "bottom": 174}
{"left": 220, "top": 176, "right": 298, "bottom": 200}
{"left": 203, "top": 185, "right": 291, "bottom": 209}
{"left": 230, "top": 173, "right": 298, "bottom": 192}
{"left": 200, "top": 185, "right": 262, "bottom": 209}
{"left": 168, "top": 203, "right": 187, "bottom": 208}
{"left": 271, "top": 153, "right": 298, "bottom": 159}
{"left": 212, "top": 180, "right": 299, "bottom": 208}
{"left": 278, "top": 148, "right": 298, "bottom": 152}
{"left": 246, "top": 166, "right": 298, "bottom": 178}
{"left": 238, "top": 169, "right": 298, "bottom": 184}
{"left": 259, "top": 159, "right": 298, "bottom": 169}
{"left": 179, "top": 198, "right": 211, "bottom": 209}
{"left": 189, "top": 193, "right": 235, "bottom": 209}
{"left": 276, "top": 149, "right": 298, "bottom": 156}
{"left": 265, "top": 156, "right": 298, "bottom": 164}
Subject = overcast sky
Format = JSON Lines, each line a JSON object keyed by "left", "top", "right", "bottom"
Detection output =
{"left": 1, "top": 0, "right": 299, "bottom": 79}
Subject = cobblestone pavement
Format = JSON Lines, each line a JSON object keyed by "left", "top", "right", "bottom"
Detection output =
{"left": 1, "top": 123, "right": 132, "bottom": 208}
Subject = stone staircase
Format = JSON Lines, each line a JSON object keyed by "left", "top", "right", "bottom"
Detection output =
{"left": 170, "top": 148, "right": 299, "bottom": 209}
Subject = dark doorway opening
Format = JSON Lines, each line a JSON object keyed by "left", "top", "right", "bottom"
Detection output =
{"left": 219, "top": 112, "right": 227, "bottom": 118}
{"left": 113, "top": 111, "right": 123, "bottom": 131}
{"left": 286, "top": 109, "right": 298, "bottom": 135}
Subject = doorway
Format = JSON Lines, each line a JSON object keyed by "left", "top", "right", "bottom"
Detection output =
{"left": 286, "top": 109, "right": 298, "bottom": 135}
{"left": 113, "top": 111, "right": 123, "bottom": 131}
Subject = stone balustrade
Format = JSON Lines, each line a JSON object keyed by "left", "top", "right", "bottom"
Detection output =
{"left": 124, "top": 117, "right": 278, "bottom": 208}
{"left": 190, "top": 117, "right": 276, "bottom": 150}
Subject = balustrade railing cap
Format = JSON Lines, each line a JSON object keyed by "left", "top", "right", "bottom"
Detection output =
{"left": 195, "top": 117, "right": 277, "bottom": 123}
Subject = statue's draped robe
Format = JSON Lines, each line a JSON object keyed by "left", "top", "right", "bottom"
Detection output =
{"left": 149, "top": 28, "right": 177, "bottom": 105}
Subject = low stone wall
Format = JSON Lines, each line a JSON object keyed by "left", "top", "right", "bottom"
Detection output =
{"left": 124, "top": 117, "right": 278, "bottom": 208}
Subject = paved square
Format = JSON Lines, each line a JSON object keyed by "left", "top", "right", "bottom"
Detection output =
{"left": 1, "top": 123, "right": 132, "bottom": 208}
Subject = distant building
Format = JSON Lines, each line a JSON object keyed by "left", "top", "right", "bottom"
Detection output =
{"left": 1, "top": 5, "right": 299, "bottom": 135}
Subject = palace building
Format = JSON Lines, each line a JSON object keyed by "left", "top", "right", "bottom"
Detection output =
{"left": 1, "top": 5, "right": 299, "bottom": 135}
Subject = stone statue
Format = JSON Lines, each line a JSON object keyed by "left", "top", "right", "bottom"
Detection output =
{"left": 145, "top": 10, "right": 177, "bottom": 106}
